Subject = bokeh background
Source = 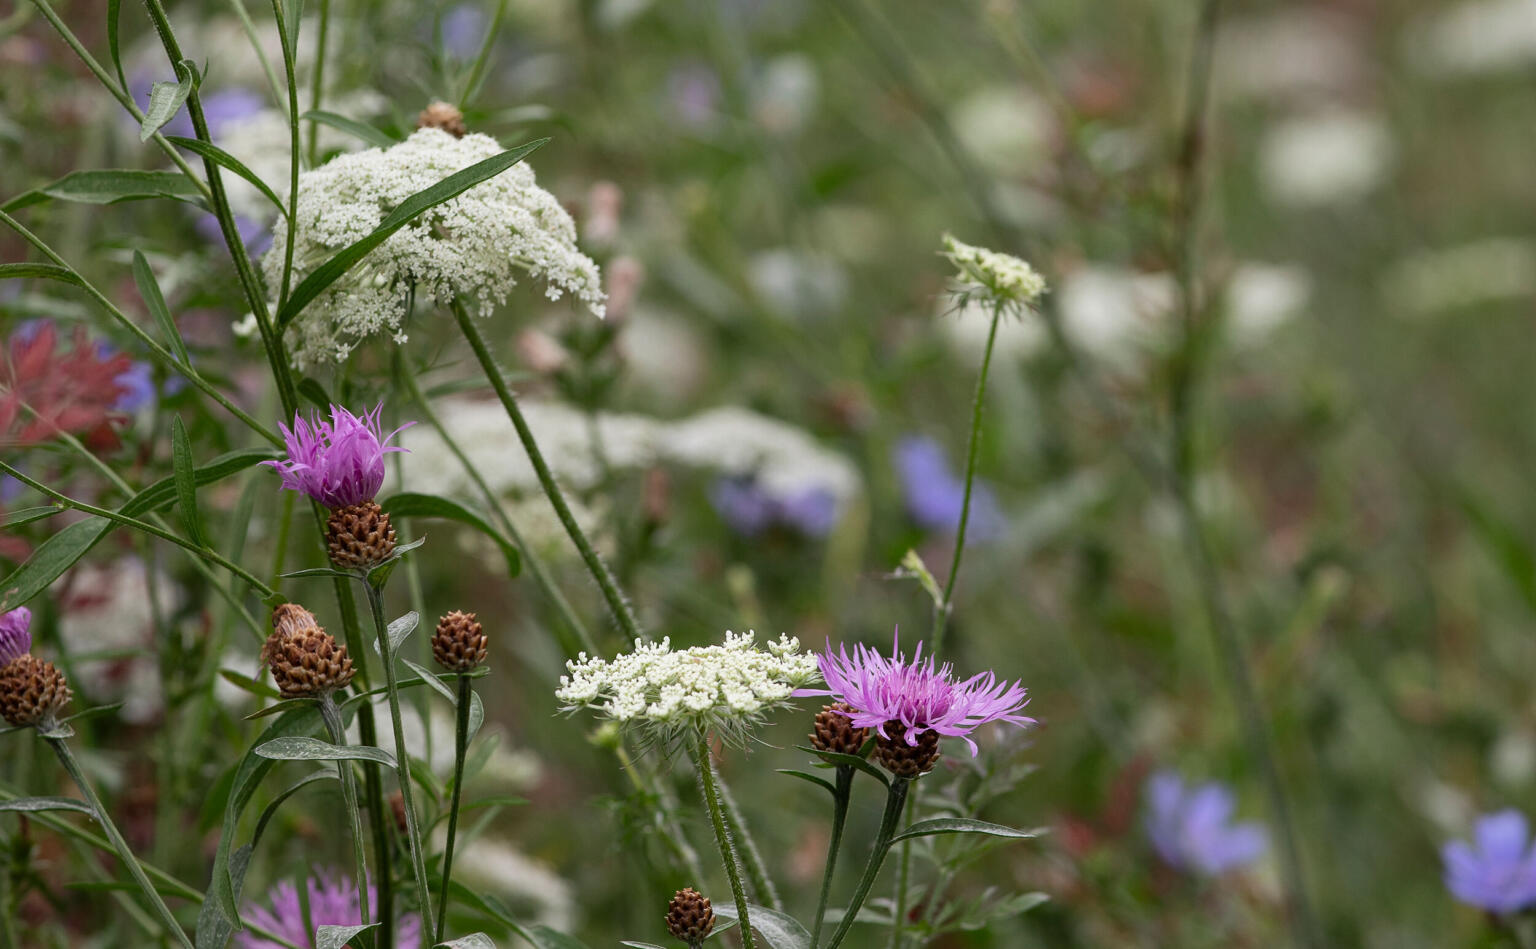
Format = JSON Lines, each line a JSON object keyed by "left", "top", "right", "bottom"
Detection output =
{"left": 3, "top": 0, "right": 1536, "bottom": 946}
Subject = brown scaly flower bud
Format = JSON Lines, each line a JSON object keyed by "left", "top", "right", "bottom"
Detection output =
{"left": 431, "top": 611, "right": 487, "bottom": 673}
{"left": 873, "top": 723, "right": 940, "bottom": 779}
{"left": 326, "top": 500, "right": 397, "bottom": 569}
{"left": 665, "top": 887, "right": 714, "bottom": 946}
{"left": 417, "top": 100, "right": 467, "bottom": 138}
{"left": 262, "top": 607, "right": 356, "bottom": 699}
{"left": 0, "top": 655, "right": 72, "bottom": 728}
{"left": 810, "top": 702, "right": 869, "bottom": 756}
{"left": 389, "top": 791, "right": 408, "bottom": 835}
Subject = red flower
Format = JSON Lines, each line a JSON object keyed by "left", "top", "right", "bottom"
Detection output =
{"left": 0, "top": 322, "right": 131, "bottom": 450}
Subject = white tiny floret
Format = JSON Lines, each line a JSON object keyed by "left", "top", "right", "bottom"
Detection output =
{"left": 941, "top": 233, "right": 1047, "bottom": 310}
{"left": 267, "top": 127, "right": 606, "bottom": 369}
{"left": 555, "top": 631, "right": 820, "bottom": 744}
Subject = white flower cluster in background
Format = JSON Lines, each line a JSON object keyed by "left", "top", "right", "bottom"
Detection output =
{"left": 1216, "top": 10, "right": 1362, "bottom": 102}
{"left": 1380, "top": 238, "right": 1536, "bottom": 317}
{"left": 1405, "top": 0, "right": 1536, "bottom": 77}
{"left": 555, "top": 631, "right": 820, "bottom": 741}
{"left": 1258, "top": 109, "right": 1394, "bottom": 208}
{"left": 941, "top": 233, "right": 1048, "bottom": 310}
{"left": 267, "top": 128, "right": 606, "bottom": 368}
{"left": 398, "top": 399, "right": 863, "bottom": 538}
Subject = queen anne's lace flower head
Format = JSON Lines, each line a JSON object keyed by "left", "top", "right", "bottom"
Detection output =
{"left": 941, "top": 233, "right": 1047, "bottom": 311}
{"left": 795, "top": 630, "right": 1033, "bottom": 754}
{"left": 262, "top": 403, "right": 410, "bottom": 509}
{"left": 556, "top": 631, "right": 820, "bottom": 745}
{"left": 0, "top": 607, "right": 31, "bottom": 666}
{"left": 267, "top": 127, "right": 606, "bottom": 369}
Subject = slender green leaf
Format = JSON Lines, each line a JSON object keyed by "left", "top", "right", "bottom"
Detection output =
{"left": 620, "top": 943, "right": 666, "bottom": 949}
{"left": 3, "top": 170, "right": 203, "bottom": 213}
{"left": 141, "top": 60, "right": 198, "bottom": 142}
{"left": 195, "top": 843, "right": 251, "bottom": 949}
{"left": 121, "top": 449, "right": 279, "bottom": 519}
{"left": 0, "top": 263, "right": 83, "bottom": 286}
{"left": 301, "top": 109, "right": 397, "bottom": 149}
{"left": 795, "top": 745, "right": 888, "bottom": 789}
{"left": 383, "top": 611, "right": 419, "bottom": 657}
{"left": 58, "top": 703, "right": 125, "bottom": 725}
{"left": 468, "top": 689, "right": 484, "bottom": 743}
{"left": 255, "top": 737, "right": 396, "bottom": 766}
{"left": 221, "top": 669, "right": 281, "bottom": 700}
{"left": 711, "top": 905, "right": 809, "bottom": 949}
{"left": 0, "top": 796, "right": 94, "bottom": 815}
{"left": 0, "top": 506, "right": 63, "bottom": 529}
{"left": 889, "top": 818, "right": 1041, "bottom": 844}
{"left": 400, "top": 659, "right": 457, "bottom": 704}
{"left": 280, "top": 566, "right": 358, "bottom": 580}
{"left": 317, "top": 924, "right": 376, "bottom": 949}
{"left": 165, "top": 137, "right": 288, "bottom": 219}
{"left": 282, "top": 0, "right": 305, "bottom": 57}
{"left": 277, "top": 139, "right": 549, "bottom": 328}
{"left": 252, "top": 771, "right": 337, "bottom": 849}
{"left": 381, "top": 493, "right": 520, "bottom": 578}
{"left": 131, "top": 251, "right": 190, "bottom": 365}
{"left": 776, "top": 769, "right": 837, "bottom": 795}
{"left": 244, "top": 698, "right": 317, "bottom": 721}
{"left": 106, "top": 0, "right": 127, "bottom": 91}
{"left": 171, "top": 416, "right": 206, "bottom": 546}
{"left": 438, "top": 936, "right": 497, "bottom": 949}
{"left": 0, "top": 520, "right": 110, "bottom": 613}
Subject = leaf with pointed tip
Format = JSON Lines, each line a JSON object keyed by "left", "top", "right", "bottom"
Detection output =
{"left": 0, "top": 506, "right": 63, "bottom": 528}
{"left": 252, "top": 770, "right": 337, "bottom": 849}
{"left": 171, "top": 416, "right": 206, "bottom": 547}
{"left": 132, "top": 251, "right": 190, "bottom": 365}
{"left": 0, "top": 263, "right": 84, "bottom": 286}
{"left": 317, "top": 924, "right": 377, "bottom": 949}
{"left": 2, "top": 170, "right": 203, "bottom": 213}
{"left": 255, "top": 737, "right": 396, "bottom": 767}
{"left": 140, "top": 60, "right": 199, "bottom": 142}
{"left": 372, "top": 611, "right": 419, "bottom": 658}
{"left": 276, "top": 139, "right": 548, "bottom": 328}
{"left": 711, "top": 905, "right": 809, "bottom": 949}
{"left": 776, "top": 769, "right": 837, "bottom": 795}
{"left": 889, "top": 818, "right": 1042, "bottom": 844}
{"left": 0, "top": 797, "right": 94, "bottom": 815}
{"left": 166, "top": 137, "right": 287, "bottom": 219}
{"left": 436, "top": 935, "right": 497, "bottom": 949}
{"left": 381, "top": 493, "right": 520, "bottom": 578}
{"left": 222, "top": 669, "right": 281, "bottom": 700}
{"left": 795, "top": 745, "right": 888, "bottom": 788}
{"left": 301, "top": 110, "right": 398, "bottom": 149}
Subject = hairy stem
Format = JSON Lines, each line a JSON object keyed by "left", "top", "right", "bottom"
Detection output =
{"left": 453, "top": 300, "right": 644, "bottom": 642}
{"left": 824, "top": 777, "right": 910, "bottom": 949}
{"left": 688, "top": 732, "right": 755, "bottom": 949}
{"left": 363, "top": 581, "right": 437, "bottom": 938}
{"left": 434, "top": 674, "right": 473, "bottom": 942}
{"left": 716, "top": 766, "right": 781, "bottom": 911}
{"left": 811, "top": 766, "right": 854, "bottom": 949}
{"left": 47, "top": 738, "right": 194, "bottom": 949}
{"left": 320, "top": 694, "right": 372, "bottom": 930}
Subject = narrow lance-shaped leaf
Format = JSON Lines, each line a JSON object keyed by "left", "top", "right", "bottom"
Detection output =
{"left": 276, "top": 138, "right": 549, "bottom": 329}
{"left": 1, "top": 170, "right": 203, "bottom": 213}
{"left": 171, "top": 416, "right": 206, "bottom": 547}
{"left": 165, "top": 137, "right": 289, "bottom": 220}
{"left": 254, "top": 737, "right": 396, "bottom": 767}
{"left": 381, "top": 492, "right": 520, "bottom": 578}
{"left": 888, "top": 817, "right": 1041, "bottom": 844}
{"left": 0, "top": 797, "right": 95, "bottom": 815}
{"left": 132, "top": 251, "right": 191, "bottom": 365}
{"left": 0, "top": 263, "right": 84, "bottom": 286}
{"left": 301, "top": 110, "right": 398, "bottom": 149}
{"left": 140, "top": 59, "right": 199, "bottom": 142}
{"left": 316, "top": 924, "right": 376, "bottom": 949}
{"left": 710, "top": 905, "right": 810, "bottom": 949}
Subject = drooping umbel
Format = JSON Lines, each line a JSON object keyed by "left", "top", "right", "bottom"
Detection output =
{"left": 0, "top": 654, "right": 72, "bottom": 729}
{"left": 432, "top": 610, "right": 487, "bottom": 672}
{"left": 666, "top": 887, "right": 715, "bottom": 947}
{"left": 810, "top": 701, "right": 869, "bottom": 756}
{"left": 262, "top": 603, "right": 356, "bottom": 699}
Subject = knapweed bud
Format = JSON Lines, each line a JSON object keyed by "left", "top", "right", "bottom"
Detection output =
{"left": 665, "top": 887, "right": 714, "bottom": 946}
{"left": 326, "top": 500, "right": 397, "bottom": 569}
{"left": 262, "top": 606, "right": 356, "bottom": 698}
{"left": 874, "top": 724, "right": 940, "bottom": 779}
{"left": 431, "top": 611, "right": 487, "bottom": 672}
{"left": 810, "top": 702, "right": 869, "bottom": 756}
{"left": 417, "top": 100, "right": 467, "bottom": 138}
{"left": 0, "top": 654, "right": 71, "bottom": 728}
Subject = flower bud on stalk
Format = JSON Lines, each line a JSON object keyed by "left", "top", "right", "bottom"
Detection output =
{"left": 432, "top": 611, "right": 487, "bottom": 672}
{"left": 261, "top": 604, "right": 356, "bottom": 699}
{"left": 0, "top": 606, "right": 71, "bottom": 730}
{"left": 666, "top": 887, "right": 715, "bottom": 947}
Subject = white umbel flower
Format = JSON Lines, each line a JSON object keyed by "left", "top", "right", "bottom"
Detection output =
{"left": 556, "top": 631, "right": 820, "bottom": 744}
{"left": 941, "top": 233, "right": 1048, "bottom": 310}
{"left": 267, "top": 127, "right": 606, "bottom": 368}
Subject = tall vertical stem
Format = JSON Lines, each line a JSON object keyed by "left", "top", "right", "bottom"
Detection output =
{"left": 453, "top": 301, "right": 644, "bottom": 642}
{"left": 716, "top": 768, "right": 781, "bottom": 911}
{"left": 363, "top": 582, "right": 437, "bottom": 938}
{"left": 810, "top": 766, "right": 854, "bottom": 949}
{"left": 824, "top": 777, "right": 910, "bottom": 949}
{"left": 688, "top": 732, "right": 755, "bottom": 949}
{"left": 48, "top": 738, "right": 195, "bottom": 949}
{"left": 319, "top": 694, "right": 371, "bottom": 930}
{"left": 434, "top": 674, "right": 473, "bottom": 942}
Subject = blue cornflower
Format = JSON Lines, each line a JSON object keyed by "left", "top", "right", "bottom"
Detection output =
{"left": 1443, "top": 810, "right": 1536, "bottom": 913}
{"left": 892, "top": 435, "right": 1003, "bottom": 542}
{"left": 1144, "top": 771, "right": 1268, "bottom": 875}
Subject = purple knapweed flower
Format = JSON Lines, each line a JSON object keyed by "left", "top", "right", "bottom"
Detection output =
{"left": 262, "top": 404, "right": 411, "bottom": 509}
{"left": 710, "top": 476, "right": 838, "bottom": 538}
{"left": 0, "top": 607, "right": 31, "bottom": 665}
{"left": 1144, "top": 771, "right": 1268, "bottom": 876}
{"left": 237, "top": 869, "right": 421, "bottom": 949}
{"left": 794, "top": 630, "right": 1033, "bottom": 754}
{"left": 892, "top": 435, "right": 1004, "bottom": 543}
{"left": 1443, "top": 809, "right": 1536, "bottom": 913}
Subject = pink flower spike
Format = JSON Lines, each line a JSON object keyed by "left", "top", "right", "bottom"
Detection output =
{"left": 793, "top": 627, "right": 1034, "bottom": 755}
{"left": 262, "top": 403, "right": 412, "bottom": 509}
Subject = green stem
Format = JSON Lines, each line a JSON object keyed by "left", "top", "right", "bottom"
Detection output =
{"left": 0, "top": 460, "right": 274, "bottom": 598}
{"left": 688, "top": 732, "right": 755, "bottom": 949}
{"left": 716, "top": 767, "right": 781, "bottom": 911}
{"left": 320, "top": 694, "right": 372, "bottom": 932}
{"left": 46, "top": 738, "right": 194, "bottom": 949}
{"left": 887, "top": 791, "right": 918, "bottom": 949}
{"left": 363, "top": 581, "right": 437, "bottom": 938}
{"left": 824, "top": 778, "right": 910, "bottom": 949}
{"left": 932, "top": 304, "right": 1003, "bottom": 658}
{"left": 270, "top": 0, "right": 302, "bottom": 310}
{"left": 613, "top": 742, "right": 704, "bottom": 880}
{"left": 810, "top": 766, "right": 854, "bottom": 949}
{"left": 457, "top": 0, "right": 508, "bottom": 108}
{"left": 307, "top": 0, "right": 329, "bottom": 166}
{"left": 434, "top": 674, "right": 472, "bottom": 942}
{"left": 225, "top": 0, "right": 286, "bottom": 111}
{"left": 453, "top": 300, "right": 643, "bottom": 642}
{"left": 398, "top": 357, "right": 598, "bottom": 657}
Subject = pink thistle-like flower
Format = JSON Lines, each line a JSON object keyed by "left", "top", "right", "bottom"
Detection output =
{"left": 0, "top": 606, "right": 30, "bottom": 665}
{"left": 237, "top": 869, "right": 421, "bottom": 949}
{"left": 795, "top": 629, "right": 1034, "bottom": 755}
{"left": 262, "top": 404, "right": 411, "bottom": 509}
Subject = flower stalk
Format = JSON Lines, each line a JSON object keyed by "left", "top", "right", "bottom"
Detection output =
{"left": 811, "top": 765, "right": 855, "bottom": 949}
{"left": 688, "top": 731, "right": 755, "bottom": 949}
{"left": 318, "top": 693, "right": 372, "bottom": 932}
{"left": 824, "top": 777, "right": 912, "bottom": 949}
{"left": 434, "top": 672, "right": 473, "bottom": 943}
